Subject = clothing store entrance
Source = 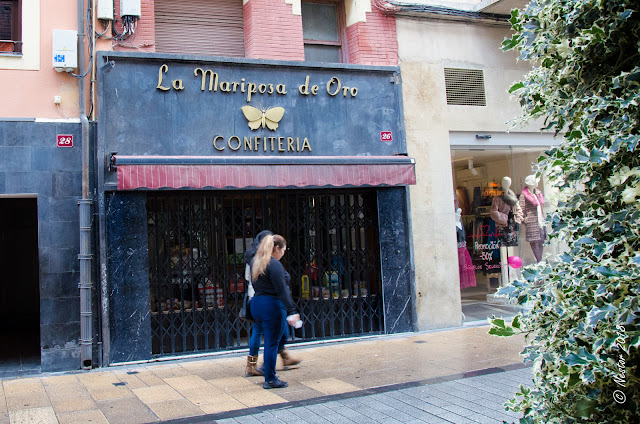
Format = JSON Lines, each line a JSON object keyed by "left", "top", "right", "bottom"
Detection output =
{"left": 0, "top": 197, "right": 41, "bottom": 375}
{"left": 451, "top": 147, "right": 557, "bottom": 323}
{"left": 147, "top": 189, "right": 383, "bottom": 357}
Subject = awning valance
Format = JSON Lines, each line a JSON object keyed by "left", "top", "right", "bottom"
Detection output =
{"left": 111, "top": 155, "right": 416, "bottom": 190}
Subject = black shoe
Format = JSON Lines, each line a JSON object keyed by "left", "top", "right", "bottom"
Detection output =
{"left": 263, "top": 378, "right": 288, "bottom": 389}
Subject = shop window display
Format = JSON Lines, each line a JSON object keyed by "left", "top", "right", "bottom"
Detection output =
{"left": 451, "top": 148, "right": 555, "bottom": 319}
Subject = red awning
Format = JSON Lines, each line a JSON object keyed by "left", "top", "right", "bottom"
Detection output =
{"left": 112, "top": 155, "right": 416, "bottom": 190}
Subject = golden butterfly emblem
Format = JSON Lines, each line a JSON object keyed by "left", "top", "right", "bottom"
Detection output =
{"left": 241, "top": 106, "right": 285, "bottom": 131}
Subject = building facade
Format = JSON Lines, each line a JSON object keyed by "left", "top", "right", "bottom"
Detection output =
{"left": 391, "top": 0, "right": 560, "bottom": 327}
{"left": 1, "top": 0, "right": 85, "bottom": 373}
{"left": 1, "top": 0, "right": 417, "bottom": 372}
{"left": 1, "top": 0, "right": 555, "bottom": 373}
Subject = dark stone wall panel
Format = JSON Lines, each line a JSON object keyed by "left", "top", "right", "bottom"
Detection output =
{"left": 41, "top": 322, "right": 80, "bottom": 350}
{"left": 0, "top": 146, "right": 30, "bottom": 171}
{"left": 107, "top": 192, "right": 152, "bottom": 363}
{"left": 41, "top": 347, "right": 81, "bottom": 372}
{"left": 32, "top": 146, "right": 82, "bottom": 172}
{"left": 39, "top": 273, "right": 79, "bottom": 299}
{"left": 39, "top": 220, "right": 79, "bottom": 249}
{"left": 0, "top": 121, "right": 83, "bottom": 373}
{"left": 39, "top": 247, "right": 78, "bottom": 274}
{"left": 4, "top": 172, "right": 53, "bottom": 196}
{"left": 52, "top": 171, "right": 82, "bottom": 197}
{"left": 40, "top": 297, "right": 81, "bottom": 325}
{"left": 41, "top": 197, "right": 81, "bottom": 223}
{"left": 378, "top": 188, "right": 414, "bottom": 334}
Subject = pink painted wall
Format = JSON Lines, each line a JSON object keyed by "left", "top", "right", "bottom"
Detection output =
{"left": 0, "top": 1, "right": 80, "bottom": 119}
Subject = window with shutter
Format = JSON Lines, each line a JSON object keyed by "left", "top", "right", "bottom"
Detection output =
{"left": 154, "top": 0, "right": 244, "bottom": 57}
{"left": 0, "top": 0, "right": 21, "bottom": 53}
{"left": 302, "top": 1, "right": 345, "bottom": 63}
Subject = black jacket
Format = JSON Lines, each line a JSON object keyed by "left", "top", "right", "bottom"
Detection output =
{"left": 253, "top": 257, "right": 297, "bottom": 315}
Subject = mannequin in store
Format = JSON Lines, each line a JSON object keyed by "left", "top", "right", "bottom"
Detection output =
{"left": 456, "top": 208, "right": 476, "bottom": 289}
{"left": 519, "top": 174, "right": 546, "bottom": 262}
{"left": 490, "top": 176, "right": 523, "bottom": 286}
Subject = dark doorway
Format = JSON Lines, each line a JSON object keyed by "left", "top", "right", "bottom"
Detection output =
{"left": 0, "top": 197, "right": 41, "bottom": 376}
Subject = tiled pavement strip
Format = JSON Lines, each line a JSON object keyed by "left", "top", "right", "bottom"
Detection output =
{"left": 0, "top": 324, "right": 532, "bottom": 424}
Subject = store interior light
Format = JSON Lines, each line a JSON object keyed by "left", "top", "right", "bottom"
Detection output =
{"left": 468, "top": 159, "right": 479, "bottom": 176}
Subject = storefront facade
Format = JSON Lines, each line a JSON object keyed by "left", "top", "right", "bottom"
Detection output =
{"left": 449, "top": 132, "right": 561, "bottom": 320}
{"left": 394, "top": 2, "right": 562, "bottom": 329}
{"left": 97, "top": 52, "right": 416, "bottom": 364}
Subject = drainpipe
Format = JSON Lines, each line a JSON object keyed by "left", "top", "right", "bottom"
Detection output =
{"left": 78, "top": 0, "right": 93, "bottom": 370}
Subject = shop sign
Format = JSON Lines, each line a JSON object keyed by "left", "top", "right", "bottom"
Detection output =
{"left": 156, "top": 65, "right": 359, "bottom": 101}
{"left": 98, "top": 53, "right": 404, "bottom": 158}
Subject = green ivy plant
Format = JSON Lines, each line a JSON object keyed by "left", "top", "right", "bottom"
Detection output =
{"left": 489, "top": 0, "right": 640, "bottom": 422}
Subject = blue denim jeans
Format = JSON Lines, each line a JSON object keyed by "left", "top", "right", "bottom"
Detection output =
{"left": 249, "top": 306, "right": 288, "bottom": 356}
{"left": 250, "top": 295, "right": 287, "bottom": 382}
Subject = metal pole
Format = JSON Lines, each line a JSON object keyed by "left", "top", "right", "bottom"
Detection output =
{"left": 78, "top": 0, "right": 93, "bottom": 369}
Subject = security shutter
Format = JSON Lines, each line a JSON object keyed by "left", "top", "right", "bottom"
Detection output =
{"left": 154, "top": 0, "right": 244, "bottom": 57}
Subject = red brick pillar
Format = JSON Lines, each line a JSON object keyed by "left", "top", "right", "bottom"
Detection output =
{"left": 112, "top": 0, "right": 156, "bottom": 52}
{"left": 346, "top": 6, "right": 398, "bottom": 66}
{"left": 244, "top": 0, "right": 305, "bottom": 61}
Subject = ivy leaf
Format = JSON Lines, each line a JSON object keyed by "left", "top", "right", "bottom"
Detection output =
{"left": 497, "top": 285, "right": 517, "bottom": 297}
{"left": 559, "top": 252, "right": 573, "bottom": 263}
{"left": 489, "top": 318, "right": 516, "bottom": 336}
{"left": 509, "top": 81, "right": 525, "bottom": 93}
{"left": 575, "top": 397, "right": 598, "bottom": 418}
{"left": 512, "top": 315, "right": 521, "bottom": 329}
{"left": 593, "top": 243, "right": 606, "bottom": 258}
{"left": 564, "top": 353, "right": 589, "bottom": 366}
{"left": 589, "top": 149, "right": 607, "bottom": 163}
{"left": 593, "top": 266, "right": 620, "bottom": 277}
{"left": 522, "top": 267, "right": 540, "bottom": 281}
{"left": 489, "top": 326, "right": 515, "bottom": 337}
{"left": 618, "top": 9, "right": 633, "bottom": 20}
{"left": 582, "top": 369, "right": 596, "bottom": 383}
{"left": 587, "top": 304, "right": 617, "bottom": 327}
{"left": 576, "top": 149, "right": 591, "bottom": 162}
{"left": 576, "top": 237, "right": 596, "bottom": 247}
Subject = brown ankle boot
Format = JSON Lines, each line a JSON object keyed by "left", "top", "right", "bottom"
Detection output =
{"left": 279, "top": 348, "right": 301, "bottom": 367}
{"left": 245, "top": 355, "right": 264, "bottom": 377}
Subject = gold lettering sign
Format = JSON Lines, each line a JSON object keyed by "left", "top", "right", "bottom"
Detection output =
{"left": 157, "top": 65, "right": 358, "bottom": 100}
{"left": 213, "top": 135, "right": 311, "bottom": 152}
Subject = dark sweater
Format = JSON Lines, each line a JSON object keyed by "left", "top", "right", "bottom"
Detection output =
{"left": 253, "top": 257, "right": 297, "bottom": 315}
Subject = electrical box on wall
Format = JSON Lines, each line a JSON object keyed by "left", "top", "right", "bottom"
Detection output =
{"left": 52, "top": 30, "right": 78, "bottom": 72}
{"left": 120, "top": 0, "right": 141, "bottom": 17}
{"left": 97, "top": 0, "right": 114, "bottom": 20}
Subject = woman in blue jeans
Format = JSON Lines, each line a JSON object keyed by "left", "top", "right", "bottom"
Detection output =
{"left": 244, "top": 231, "right": 300, "bottom": 377}
{"left": 248, "top": 234, "right": 300, "bottom": 389}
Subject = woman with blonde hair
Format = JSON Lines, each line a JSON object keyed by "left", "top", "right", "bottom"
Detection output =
{"left": 249, "top": 234, "right": 301, "bottom": 389}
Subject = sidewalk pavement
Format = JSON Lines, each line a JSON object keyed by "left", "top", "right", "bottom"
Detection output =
{"left": 0, "top": 324, "right": 531, "bottom": 424}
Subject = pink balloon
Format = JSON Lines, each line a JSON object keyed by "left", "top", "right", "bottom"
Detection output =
{"left": 508, "top": 256, "right": 523, "bottom": 269}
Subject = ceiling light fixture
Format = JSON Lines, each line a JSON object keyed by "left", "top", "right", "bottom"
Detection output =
{"left": 468, "top": 159, "right": 479, "bottom": 176}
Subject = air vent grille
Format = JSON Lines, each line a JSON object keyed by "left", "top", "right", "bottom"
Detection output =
{"left": 444, "top": 68, "right": 486, "bottom": 106}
